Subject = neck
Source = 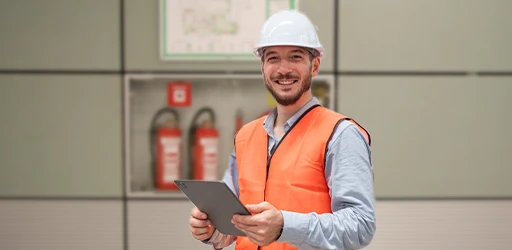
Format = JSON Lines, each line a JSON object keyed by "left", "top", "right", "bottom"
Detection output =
{"left": 275, "top": 93, "right": 312, "bottom": 127}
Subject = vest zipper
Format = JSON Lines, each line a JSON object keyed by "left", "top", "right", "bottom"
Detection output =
{"left": 263, "top": 104, "right": 320, "bottom": 191}
{"left": 258, "top": 105, "right": 320, "bottom": 250}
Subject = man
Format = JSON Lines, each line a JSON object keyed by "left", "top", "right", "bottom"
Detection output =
{"left": 189, "top": 10, "right": 376, "bottom": 250}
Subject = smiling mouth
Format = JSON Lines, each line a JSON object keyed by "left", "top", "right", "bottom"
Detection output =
{"left": 274, "top": 80, "right": 298, "bottom": 85}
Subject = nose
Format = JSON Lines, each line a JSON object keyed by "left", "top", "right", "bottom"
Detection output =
{"left": 276, "top": 60, "right": 292, "bottom": 75}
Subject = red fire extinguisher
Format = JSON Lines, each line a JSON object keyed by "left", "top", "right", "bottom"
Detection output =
{"left": 150, "top": 107, "right": 181, "bottom": 190}
{"left": 189, "top": 107, "right": 219, "bottom": 181}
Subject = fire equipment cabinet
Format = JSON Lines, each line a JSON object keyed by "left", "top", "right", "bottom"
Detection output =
{"left": 123, "top": 73, "right": 335, "bottom": 198}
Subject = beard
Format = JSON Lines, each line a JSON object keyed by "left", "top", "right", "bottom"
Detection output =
{"left": 264, "top": 69, "right": 312, "bottom": 106}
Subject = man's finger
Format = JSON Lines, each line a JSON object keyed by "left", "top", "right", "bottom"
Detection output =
{"left": 233, "top": 222, "right": 247, "bottom": 234}
{"left": 233, "top": 220, "right": 262, "bottom": 235}
{"left": 191, "top": 231, "right": 210, "bottom": 241}
{"left": 245, "top": 202, "right": 271, "bottom": 214}
{"left": 189, "top": 218, "right": 211, "bottom": 228}
{"left": 190, "top": 224, "right": 209, "bottom": 236}
{"left": 191, "top": 207, "right": 208, "bottom": 219}
{"left": 234, "top": 212, "right": 270, "bottom": 228}
{"left": 232, "top": 214, "right": 258, "bottom": 227}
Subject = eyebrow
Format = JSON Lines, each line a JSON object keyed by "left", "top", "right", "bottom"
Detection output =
{"left": 265, "top": 49, "right": 306, "bottom": 57}
{"left": 264, "top": 51, "right": 278, "bottom": 57}
{"left": 290, "top": 49, "right": 306, "bottom": 54}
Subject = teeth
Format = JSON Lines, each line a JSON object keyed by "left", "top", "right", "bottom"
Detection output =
{"left": 278, "top": 80, "right": 294, "bottom": 85}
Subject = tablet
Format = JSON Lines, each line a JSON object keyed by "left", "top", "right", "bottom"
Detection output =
{"left": 174, "top": 180, "right": 251, "bottom": 236}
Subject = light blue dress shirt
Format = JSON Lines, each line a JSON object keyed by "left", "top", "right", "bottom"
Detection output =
{"left": 206, "top": 97, "right": 376, "bottom": 250}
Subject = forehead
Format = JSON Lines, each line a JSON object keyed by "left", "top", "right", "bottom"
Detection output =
{"left": 263, "top": 46, "right": 308, "bottom": 55}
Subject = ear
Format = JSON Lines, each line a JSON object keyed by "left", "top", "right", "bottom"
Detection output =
{"left": 311, "top": 57, "right": 321, "bottom": 76}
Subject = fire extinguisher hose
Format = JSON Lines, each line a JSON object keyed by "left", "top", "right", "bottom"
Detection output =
{"left": 188, "top": 107, "right": 216, "bottom": 180}
{"left": 149, "top": 107, "right": 180, "bottom": 188}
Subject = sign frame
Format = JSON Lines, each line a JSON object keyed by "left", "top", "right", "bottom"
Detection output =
{"left": 159, "top": 0, "right": 298, "bottom": 61}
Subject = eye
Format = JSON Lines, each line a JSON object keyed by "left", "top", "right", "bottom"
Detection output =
{"left": 267, "top": 56, "right": 278, "bottom": 62}
{"left": 291, "top": 55, "right": 303, "bottom": 59}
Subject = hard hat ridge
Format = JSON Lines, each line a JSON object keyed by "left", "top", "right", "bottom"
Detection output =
{"left": 254, "top": 10, "right": 325, "bottom": 59}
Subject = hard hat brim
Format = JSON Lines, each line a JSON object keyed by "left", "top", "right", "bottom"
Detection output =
{"left": 254, "top": 44, "right": 325, "bottom": 59}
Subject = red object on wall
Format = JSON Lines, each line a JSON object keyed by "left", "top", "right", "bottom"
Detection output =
{"left": 167, "top": 82, "right": 191, "bottom": 107}
{"left": 193, "top": 126, "right": 219, "bottom": 181}
{"left": 155, "top": 124, "right": 181, "bottom": 190}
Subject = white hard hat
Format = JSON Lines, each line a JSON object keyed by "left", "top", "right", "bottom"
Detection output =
{"left": 253, "top": 10, "right": 325, "bottom": 59}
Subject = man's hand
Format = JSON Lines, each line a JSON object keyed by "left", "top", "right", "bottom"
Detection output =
{"left": 189, "top": 207, "right": 216, "bottom": 241}
{"left": 231, "top": 201, "right": 284, "bottom": 246}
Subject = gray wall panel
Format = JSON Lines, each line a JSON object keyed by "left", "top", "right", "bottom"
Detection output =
{"left": 127, "top": 200, "right": 235, "bottom": 250}
{"left": 365, "top": 200, "right": 512, "bottom": 250}
{"left": 337, "top": 76, "right": 512, "bottom": 198}
{"left": 0, "top": 75, "right": 122, "bottom": 197}
{"left": 338, "top": 0, "right": 512, "bottom": 71}
{"left": 126, "top": 200, "right": 512, "bottom": 250}
{"left": 0, "top": 0, "right": 120, "bottom": 70}
{"left": 0, "top": 200, "right": 123, "bottom": 250}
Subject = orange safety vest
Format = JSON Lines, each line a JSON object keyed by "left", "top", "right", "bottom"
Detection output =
{"left": 234, "top": 105, "right": 371, "bottom": 250}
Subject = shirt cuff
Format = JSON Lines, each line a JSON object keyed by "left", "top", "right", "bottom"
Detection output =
{"left": 276, "top": 210, "right": 310, "bottom": 245}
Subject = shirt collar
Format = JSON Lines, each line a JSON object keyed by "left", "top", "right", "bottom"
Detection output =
{"left": 263, "top": 97, "right": 321, "bottom": 136}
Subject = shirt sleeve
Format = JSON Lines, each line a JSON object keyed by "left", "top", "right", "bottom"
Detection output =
{"left": 203, "top": 229, "right": 237, "bottom": 250}
{"left": 276, "top": 121, "right": 376, "bottom": 250}
{"left": 203, "top": 150, "right": 239, "bottom": 249}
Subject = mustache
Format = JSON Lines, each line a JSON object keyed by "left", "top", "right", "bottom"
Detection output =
{"left": 271, "top": 73, "right": 300, "bottom": 81}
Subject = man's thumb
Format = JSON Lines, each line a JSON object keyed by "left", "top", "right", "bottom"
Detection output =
{"left": 245, "top": 202, "right": 270, "bottom": 213}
